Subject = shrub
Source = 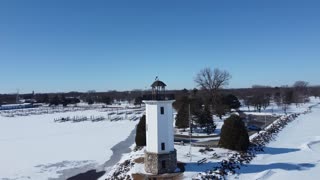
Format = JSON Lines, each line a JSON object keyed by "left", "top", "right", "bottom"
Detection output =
{"left": 135, "top": 115, "right": 146, "bottom": 146}
{"left": 219, "top": 115, "right": 249, "bottom": 151}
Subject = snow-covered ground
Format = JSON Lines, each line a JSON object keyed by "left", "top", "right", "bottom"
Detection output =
{"left": 177, "top": 145, "right": 232, "bottom": 179}
{"left": 103, "top": 97, "right": 320, "bottom": 180}
{"left": 231, "top": 103, "right": 320, "bottom": 180}
{"left": 0, "top": 107, "right": 142, "bottom": 180}
{"left": 6, "top": 98, "right": 318, "bottom": 180}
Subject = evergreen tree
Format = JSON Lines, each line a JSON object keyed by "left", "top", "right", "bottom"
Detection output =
{"left": 135, "top": 115, "right": 146, "bottom": 147}
{"left": 86, "top": 97, "right": 94, "bottom": 105}
{"left": 212, "top": 93, "right": 241, "bottom": 120}
{"left": 223, "top": 94, "right": 241, "bottom": 110}
{"left": 190, "top": 96, "right": 203, "bottom": 116}
{"left": 134, "top": 96, "right": 143, "bottom": 107}
{"left": 196, "top": 104, "right": 216, "bottom": 134}
{"left": 203, "top": 104, "right": 215, "bottom": 134}
{"left": 214, "top": 103, "right": 228, "bottom": 119}
{"left": 219, "top": 115, "right": 249, "bottom": 151}
{"left": 61, "top": 95, "right": 69, "bottom": 107}
{"left": 175, "top": 103, "right": 189, "bottom": 129}
{"left": 50, "top": 95, "right": 61, "bottom": 106}
{"left": 101, "top": 96, "right": 112, "bottom": 105}
{"left": 192, "top": 88, "right": 198, "bottom": 96}
{"left": 42, "top": 94, "right": 50, "bottom": 104}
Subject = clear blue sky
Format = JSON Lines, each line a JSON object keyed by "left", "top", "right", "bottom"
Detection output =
{"left": 1, "top": 0, "right": 319, "bottom": 93}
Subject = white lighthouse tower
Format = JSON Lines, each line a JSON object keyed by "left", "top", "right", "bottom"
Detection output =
{"left": 143, "top": 79, "right": 177, "bottom": 174}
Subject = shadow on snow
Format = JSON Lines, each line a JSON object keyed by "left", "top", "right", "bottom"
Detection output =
{"left": 184, "top": 162, "right": 219, "bottom": 172}
{"left": 240, "top": 162, "right": 316, "bottom": 174}
{"left": 260, "top": 146, "right": 300, "bottom": 155}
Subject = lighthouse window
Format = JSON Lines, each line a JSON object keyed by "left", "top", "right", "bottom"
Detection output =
{"left": 160, "top": 107, "right": 164, "bottom": 114}
{"left": 161, "top": 142, "right": 165, "bottom": 150}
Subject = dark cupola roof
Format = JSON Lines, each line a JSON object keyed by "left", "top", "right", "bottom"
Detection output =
{"left": 142, "top": 79, "right": 174, "bottom": 101}
{"left": 151, "top": 80, "right": 167, "bottom": 88}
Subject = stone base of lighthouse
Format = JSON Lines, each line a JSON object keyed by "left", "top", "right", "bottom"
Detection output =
{"left": 144, "top": 149, "right": 177, "bottom": 174}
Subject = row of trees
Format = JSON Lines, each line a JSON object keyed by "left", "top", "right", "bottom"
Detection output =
{"left": 48, "top": 95, "right": 80, "bottom": 106}
{"left": 174, "top": 92, "right": 240, "bottom": 130}
{"left": 242, "top": 81, "right": 311, "bottom": 114}
{"left": 175, "top": 96, "right": 215, "bottom": 134}
{"left": 2, "top": 80, "right": 319, "bottom": 107}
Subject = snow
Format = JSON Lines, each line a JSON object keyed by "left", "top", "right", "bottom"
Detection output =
{"left": 102, "top": 97, "right": 320, "bottom": 180}
{"left": 0, "top": 108, "right": 141, "bottom": 180}
{"left": 6, "top": 97, "right": 317, "bottom": 179}
{"left": 230, "top": 100, "right": 320, "bottom": 180}
{"left": 118, "top": 97, "right": 320, "bottom": 180}
{"left": 99, "top": 145, "right": 145, "bottom": 180}
{"left": 176, "top": 145, "right": 233, "bottom": 179}
{"left": 1, "top": 103, "right": 31, "bottom": 107}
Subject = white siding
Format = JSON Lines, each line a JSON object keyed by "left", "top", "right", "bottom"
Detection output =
{"left": 143, "top": 100, "right": 175, "bottom": 154}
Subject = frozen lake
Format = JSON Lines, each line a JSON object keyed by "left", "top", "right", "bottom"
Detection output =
{"left": 0, "top": 108, "right": 141, "bottom": 180}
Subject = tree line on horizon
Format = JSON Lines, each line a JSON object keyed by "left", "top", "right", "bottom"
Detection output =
{"left": 1, "top": 76, "right": 320, "bottom": 108}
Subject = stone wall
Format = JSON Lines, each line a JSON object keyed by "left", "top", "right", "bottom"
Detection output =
{"left": 144, "top": 150, "right": 177, "bottom": 174}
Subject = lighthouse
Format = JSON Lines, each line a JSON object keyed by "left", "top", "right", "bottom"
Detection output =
{"left": 143, "top": 79, "right": 177, "bottom": 174}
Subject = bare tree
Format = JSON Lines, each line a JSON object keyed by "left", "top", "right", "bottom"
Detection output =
{"left": 310, "top": 86, "right": 320, "bottom": 98}
{"left": 281, "top": 88, "right": 294, "bottom": 114}
{"left": 293, "top": 81, "right": 309, "bottom": 104}
{"left": 293, "top": 81, "right": 309, "bottom": 89}
{"left": 243, "top": 96, "right": 252, "bottom": 111}
{"left": 246, "top": 87, "right": 271, "bottom": 112}
{"left": 194, "top": 68, "right": 231, "bottom": 104}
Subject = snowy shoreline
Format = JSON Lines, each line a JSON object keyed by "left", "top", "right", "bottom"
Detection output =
{"left": 59, "top": 126, "right": 137, "bottom": 180}
{"left": 103, "top": 126, "right": 137, "bottom": 171}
